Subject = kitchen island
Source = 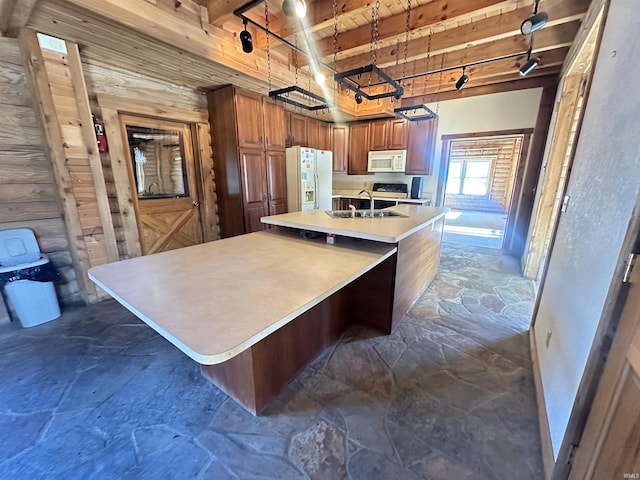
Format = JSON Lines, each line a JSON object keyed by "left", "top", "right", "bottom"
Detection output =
{"left": 89, "top": 205, "right": 446, "bottom": 415}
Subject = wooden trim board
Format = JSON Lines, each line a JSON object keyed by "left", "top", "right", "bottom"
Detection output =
{"left": 529, "top": 327, "right": 555, "bottom": 479}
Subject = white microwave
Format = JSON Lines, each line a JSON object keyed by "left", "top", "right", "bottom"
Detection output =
{"left": 367, "top": 149, "right": 407, "bottom": 172}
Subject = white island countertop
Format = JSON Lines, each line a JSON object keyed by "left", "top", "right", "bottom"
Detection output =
{"left": 88, "top": 229, "right": 396, "bottom": 365}
{"left": 261, "top": 204, "right": 448, "bottom": 243}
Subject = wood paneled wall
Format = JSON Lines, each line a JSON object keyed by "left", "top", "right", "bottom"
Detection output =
{"left": 0, "top": 37, "right": 80, "bottom": 307}
{"left": 445, "top": 136, "right": 523, "bottom": 213}
{"left": 83, "top": 59, "right": 212, "bottom": 258}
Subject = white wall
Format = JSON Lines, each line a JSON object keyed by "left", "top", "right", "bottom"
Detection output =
{"left": 333, "top": 88, "right": 542, "bottom": 198}
{"left": 533, "top": 0, "right": 640, "bottom": 458}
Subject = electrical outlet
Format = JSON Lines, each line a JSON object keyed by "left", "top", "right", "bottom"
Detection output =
{"left": 545, "top": 330, "right": 552, "bottom": 348}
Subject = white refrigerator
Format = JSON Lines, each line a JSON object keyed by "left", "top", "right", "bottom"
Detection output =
{"left": 285, "top": 146, "right": 333, "bottom": 212}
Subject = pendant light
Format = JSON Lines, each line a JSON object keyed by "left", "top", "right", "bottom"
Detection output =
{"left": 240, "top": 18, "right": 253, "bottom": 53}
{"left": 455, "top": 66, "right": 469, "bottom": 90}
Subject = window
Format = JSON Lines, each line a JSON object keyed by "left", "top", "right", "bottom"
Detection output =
{"left": 125, "top": 124, "right": 190, "bottom": 200}
{"left": 446, "top": 158, "right": 493, "bottom": 196}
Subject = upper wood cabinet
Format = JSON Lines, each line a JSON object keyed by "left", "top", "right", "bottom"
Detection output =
{"left": 368, "top": 121, "right": 388, "bottom": 150}
{"left": 288, "top": 113, "right": 308, "bottom": 147}
{"left": 235, "top": 89, "right": 285, "bottom": 151}
{"left": 307, "top": 118, "right": 319, "bottom": 149}
{"left": 263, "top": 100, "right": 286, "bottom": 150}
{"left": 331, "top": 124, "right": 349, "bottom": 173}
{"left": 387, "top": 119, "right": 408, "bottom": 149}
{"left": 235, "top": 91, "right": 265, "bottom": 149}
{"left": 348, "top": 122, "right": 370, "bottom": 175}
{"left": 369, "top": 118, "right": 408, "bottom": 151}
{"left": 405, "top": 117, "right": 438, "bottom": 175}
{"left": 317, "top": 121, "right": 330, "bottom": 151}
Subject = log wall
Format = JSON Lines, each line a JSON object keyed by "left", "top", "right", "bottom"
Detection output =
{"left": 0, "top": 37, "right": 80, "bottom": 314}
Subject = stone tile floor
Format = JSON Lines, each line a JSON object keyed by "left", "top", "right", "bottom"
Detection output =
{"left": 0, "top": 242, "right": 543, "bottom": 479}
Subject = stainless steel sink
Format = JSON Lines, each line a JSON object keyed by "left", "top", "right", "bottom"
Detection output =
{"left": 324, "top": 209, "right": 409, "bottom": 218}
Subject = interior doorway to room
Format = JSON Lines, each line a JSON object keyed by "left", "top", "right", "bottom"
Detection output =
{"left": 121, "top": 114, "right": 204, "bottom": 255}
{"left": 440, "top": 132, "right": 530, "bottom": 250}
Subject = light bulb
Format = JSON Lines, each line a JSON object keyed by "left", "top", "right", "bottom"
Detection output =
{"left": 315, "top": 72, "right": 326, "bottom": 85}
{"left": 295, "top": 0, "right": 307, "bottom": 18}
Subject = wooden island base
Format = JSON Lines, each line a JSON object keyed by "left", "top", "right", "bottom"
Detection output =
{"left": 201, "top": 219, "right": 444, "bottom": 415}
{"left": 201, "top": 256, "right": 396, "bottom": 415}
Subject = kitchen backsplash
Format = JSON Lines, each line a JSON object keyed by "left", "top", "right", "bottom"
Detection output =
{"left": 332, "top": 172, "right": 435, "bottom": 200}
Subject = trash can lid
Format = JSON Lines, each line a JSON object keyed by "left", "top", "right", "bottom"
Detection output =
{"left": 0, "top": 228, "right": 42, "bottom": 267}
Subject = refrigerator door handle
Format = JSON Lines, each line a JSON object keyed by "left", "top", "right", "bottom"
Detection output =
{"left": 314, "top": 173, "right": 319, "bottom": 210}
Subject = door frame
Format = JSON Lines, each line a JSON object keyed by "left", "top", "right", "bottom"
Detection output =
{"left": 119, "top": 114, "right": 203, "bottom": 255}
{"left": 436, "top": 128, "right": 533, "bottom": 252}
{"left": 96, "top": 94, "right": 217, "bottom": 258}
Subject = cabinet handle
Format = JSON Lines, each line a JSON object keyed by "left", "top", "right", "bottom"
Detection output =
{"left": 260, "top": 136, "right": 263, "bottom": 144}
{"left": 266, "top": 136, "right": 269, "bottom": 145}
{"left": 192, "top": 201, "right": 200, "bottom": 207}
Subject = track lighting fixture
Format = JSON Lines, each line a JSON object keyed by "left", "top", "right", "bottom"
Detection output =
{"left": 354, "top": 91, "right": 363, "bottom": 104}
{"left": 240, "top": 18, "right": 253, "bottom": 53}
{"left": 282, "top": 0, "right": 306, "bottom": 18}
{"left": 519, "top": 57, "right": 540, "bottom": 76}
{"left": 521, "top": 12, "right": 548, "bottom": 35}
{"left": 455, "top": 66, "right": 469, "bottom": 90}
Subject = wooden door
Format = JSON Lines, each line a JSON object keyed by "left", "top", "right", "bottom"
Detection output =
{"left": 235, "top": 90, "right": 265, "bottom": 149}
{"left": 387, "top": 119, "right": 408, "bottom": 149}
{"left": 263, "top": 99, "right": 286, "bottom": 150}
{"left": 570, "top": 264, "right": 640, "bottom": 478}
{"left": 307, "top": 118, "right": 320, "bottom": 149}
{"left": 348, "top": 123, "right": 370, "bottom": 175}
{"left": 331, "top": 124, "right": 348, "bottom": 173}
{"left": 318, "top": 122, "right": 331, "bottom": 151}
{"left": 289, "top": 113, "right": 308, "bottom": 146}
{"left": 121, "top": 115, "right": 203, "bottom": 255}
{"left": 239, "top": 149, "right": 268, "bottom": 233}
{"left": 405, "top": 118, "right": 438, "bottom": 175}
{"left": 266, "top": 150, "right": 287, "bottom": 216}
{"left": 369, "top": 120, "right": 387, "bottom": 150}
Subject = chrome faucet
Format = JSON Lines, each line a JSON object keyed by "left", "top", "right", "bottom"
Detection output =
{"left": 359, "top": 189, "right": 374, "bottom": 217}
{"left": 348, "top": 204, "right": 357, "bottom": 218}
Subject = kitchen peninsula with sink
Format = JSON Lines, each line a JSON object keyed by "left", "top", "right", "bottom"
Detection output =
{"left": 89, "top": 204, "right": 446, "bottom": 415}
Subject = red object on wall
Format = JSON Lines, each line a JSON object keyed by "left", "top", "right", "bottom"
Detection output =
{"left": 92, "top": 115, "right": 108, "bottom": 153}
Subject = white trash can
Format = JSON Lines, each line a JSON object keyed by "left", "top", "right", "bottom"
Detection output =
{"left": 4, "top": 280, "right": 61, "bottom": 328}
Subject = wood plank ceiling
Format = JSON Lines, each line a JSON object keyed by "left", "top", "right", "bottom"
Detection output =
{"left": 19, "top": 0, "right": 590, "bottom": 119}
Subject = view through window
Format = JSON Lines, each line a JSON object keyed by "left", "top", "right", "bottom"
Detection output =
{"left": 446, "top": 158, "right": 494, "bottom": 196}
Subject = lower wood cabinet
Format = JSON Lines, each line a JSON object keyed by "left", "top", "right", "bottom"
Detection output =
{"left": 239, "top": 148, "right": 287, "bottom": 233}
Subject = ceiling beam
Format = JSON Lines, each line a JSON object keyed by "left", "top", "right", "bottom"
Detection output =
{"left": 395, "top": 50, "right": 566, "bottom": 97}
{"left": 1, "top": 0, "right": 39, "bottom": 37}
{"left": 379, "top": 22, "right": 578, "bottom": 82}
{"left": 305, "top": 0, "right": 589, "bottom": 66}
{"left": 207, "top": 0, "right": 261, "bottom": 26}
{"left": 402, "top": 73, "right": 559, "bottom": 104}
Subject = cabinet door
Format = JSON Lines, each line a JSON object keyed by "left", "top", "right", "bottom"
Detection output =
{"left": 266, "top": 150, "right": 287, "bottom": 216}
{"left": 307, "top": 118, "right": 320, "bottom": 149}
{"left": 235, "top": 91, "right": 265, "bottom": 149}
{"left": 405, "top": 117, "right": 438, "bottom": 175}
{"left": 317, "top": 122, "right": 331, "bottom": 151}
{"left": 331, "top": 124, "right": 349, "bottom": 173}
{"left": 387, "top": 119, "right": 408, "bottom": 149}
{"left": 290, "top": 113, "right": 308, "bottom": 146}
{"left": 348, "top": 123, "right": 370, "bottom": 175}
{"left": 239, "top": 149, "right": 268, "bottom": 232}
{"left": 368, "top": 121, "right": 387, "bottom": 150}
{"left": 263, "top": 99, "right": 286, "bottom": 150}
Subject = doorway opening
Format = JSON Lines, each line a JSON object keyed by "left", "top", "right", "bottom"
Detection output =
{"left": 440, "top": 133, "right": 528, "bottom": 250}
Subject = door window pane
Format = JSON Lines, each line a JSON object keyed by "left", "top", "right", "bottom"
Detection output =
{"left": 126, "top": 125, "right": 190, "bottom": 199}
